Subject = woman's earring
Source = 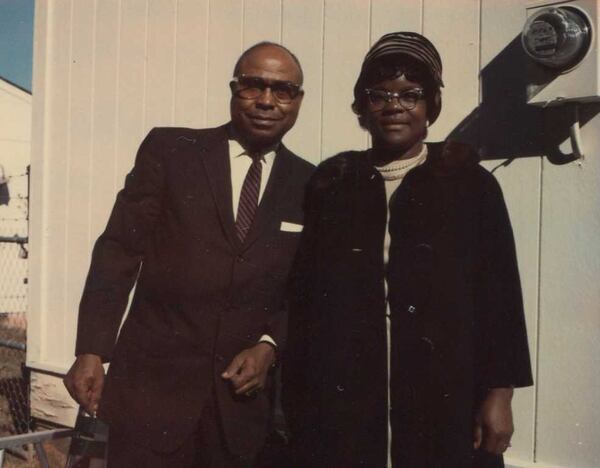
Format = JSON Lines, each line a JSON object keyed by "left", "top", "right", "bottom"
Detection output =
{"left": 425, "top": 119, "right": 430, "bottom": 128}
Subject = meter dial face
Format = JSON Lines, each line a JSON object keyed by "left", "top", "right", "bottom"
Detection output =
{"left": 522, "top": 6, "right": 592, "bottom": 70}
{"left": 528, "top": 20, "right": 559, "bottom": 57}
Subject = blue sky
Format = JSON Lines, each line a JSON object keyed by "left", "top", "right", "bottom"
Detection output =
{"left": 0, "top": 0, "right": 34, "bottom": 92}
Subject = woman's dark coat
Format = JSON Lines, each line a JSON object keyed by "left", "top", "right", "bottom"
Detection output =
{"left": 283, "top": 141, "right": 533, "bottom": 467}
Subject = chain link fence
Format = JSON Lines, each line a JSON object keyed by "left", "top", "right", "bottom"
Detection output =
{"left": 0, "top": 167, "right": 31, "bottom": 455}
{"left": 0, "top": 243, "right": 29, "bottom": 440}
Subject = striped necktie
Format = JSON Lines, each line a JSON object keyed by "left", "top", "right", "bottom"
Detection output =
{"left": 235, "top": 153, "right": 262, "bottom": 243}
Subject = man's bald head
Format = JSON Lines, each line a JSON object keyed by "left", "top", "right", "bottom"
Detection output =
{"left": 233, "top": 42, "right": 304, "bottom": 85}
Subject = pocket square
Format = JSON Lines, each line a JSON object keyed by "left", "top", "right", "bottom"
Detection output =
{"left": 280, "top": 221, "right": 303, "bottom": 233}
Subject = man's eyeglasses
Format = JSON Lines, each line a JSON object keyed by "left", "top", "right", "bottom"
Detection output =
{"left": 364, "top": 87, "right": 425, "bottom": 112}
{"left": 231, "top": 75, "right": 302, "bottom": 104}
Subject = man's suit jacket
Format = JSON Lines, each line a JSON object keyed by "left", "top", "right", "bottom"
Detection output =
{"left": 75, "top": 124, "right": 314, "bottom": 455}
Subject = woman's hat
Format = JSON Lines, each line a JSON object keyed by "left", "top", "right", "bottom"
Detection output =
{"left": 362, "top": 32, "right": 443, "bottom": 87}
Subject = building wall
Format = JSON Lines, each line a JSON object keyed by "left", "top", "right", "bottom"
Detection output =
{"left": 0, "top": 78, "right": 30, "bottom": 237}
{"left": 29, "top": 1, "right": 600, "bottom": 466}
{"left": 0, "top": 78, "right": 31, "bottom": 317}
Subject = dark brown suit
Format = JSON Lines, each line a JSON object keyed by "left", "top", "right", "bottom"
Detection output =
{"left": 75, "top": 125, "right": 314, "bottom": 457}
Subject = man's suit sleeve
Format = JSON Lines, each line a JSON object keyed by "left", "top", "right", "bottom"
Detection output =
{"left": 474, "top": 171, "right": 533, "bottom": 389}
{"left": 75, "top": 128, "right": 165, "bottom": 361}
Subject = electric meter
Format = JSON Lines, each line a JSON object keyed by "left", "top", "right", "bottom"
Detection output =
{"left": 522, "top": 0, "right": 599, "bottom": 105}
{"left": 522, "top": 6, "right": 592, "bottom": 70}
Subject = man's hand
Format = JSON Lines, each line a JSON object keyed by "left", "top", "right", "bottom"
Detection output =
{"left": 474, "top": 387, "right": 514, "bottom": 455}
{"left": 63, "top": 354, "right": 105, "bottom": 415}
{"left": 221, "top": 343, "right": 276, "bottom": 396}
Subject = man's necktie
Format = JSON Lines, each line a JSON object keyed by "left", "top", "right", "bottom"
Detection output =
{"left": 235, "top": 154, "right": 262, "bottom": 243}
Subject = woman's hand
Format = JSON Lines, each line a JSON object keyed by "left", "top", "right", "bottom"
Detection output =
{"left": 473, "top": 387, "right": 514, "bottom": 455}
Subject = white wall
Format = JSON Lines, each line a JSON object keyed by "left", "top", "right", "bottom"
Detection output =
{"left": 29, "top": 1, "right": 600, "bottom": 466}
{"left": 0, "top": 78, "right": 30, "bottom": 238}
{"left": 0, "top": 78, "right": 31, "bottom": 316}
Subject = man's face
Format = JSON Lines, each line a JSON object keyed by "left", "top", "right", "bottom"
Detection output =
{"left": 230, "top": 45, "right": 304, "bottom": 151}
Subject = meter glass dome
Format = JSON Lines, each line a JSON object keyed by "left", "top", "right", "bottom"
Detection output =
{"left": 522, "top": 6, "right": 592, "bottom": 70}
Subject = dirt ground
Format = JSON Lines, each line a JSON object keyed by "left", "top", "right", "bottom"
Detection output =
{"left": 0, "top": 315, "right": 27, "bottom": 437}
{"left": 2, "top": 440, "right": 68, "bottom": 468}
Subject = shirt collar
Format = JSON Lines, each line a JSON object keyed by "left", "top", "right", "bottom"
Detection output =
{"left": 228, "top": 138, "right": 278, "bottom": 163}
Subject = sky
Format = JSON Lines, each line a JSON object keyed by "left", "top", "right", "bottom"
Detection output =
{"left": 0, "top": 0, "right": 34, "bottom": 92}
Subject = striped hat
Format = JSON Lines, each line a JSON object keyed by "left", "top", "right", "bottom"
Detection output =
{"left": 362, "top": 31, "right": 443, "bottom": 87}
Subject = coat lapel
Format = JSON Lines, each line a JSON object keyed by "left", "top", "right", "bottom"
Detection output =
{"left": 240, "top": 145, "right": 294, "bottom": 251}
{"left": 196, "top": 125, "right": 241, "bottom": 251}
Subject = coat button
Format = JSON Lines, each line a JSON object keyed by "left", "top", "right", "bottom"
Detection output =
{"left": 236, "top": 255, "right": 245, "bottom": 263}
{"left": 336, "top": 384, "right": 345, "bottom": 392}
{"left": 420, "top": 336, "right": 435, "bottom": 351}
{"left": 415, "top": 243, "right": 434, "bottom": 270}
{"left": 407, "top": 305, "right": 416, "bottom": 314}
{"left": 415, "top": 243, "right": 433, "bottom": 256}
{"left": 215, "top": 354, "right": 224, "bottom": 362}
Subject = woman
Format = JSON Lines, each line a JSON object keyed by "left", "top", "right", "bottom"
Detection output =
{"left": 283, "top": 32, "right": 533, "bottom": 467}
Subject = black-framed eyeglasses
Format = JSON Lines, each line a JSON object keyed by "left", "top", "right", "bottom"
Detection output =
{"left": 364, "top": 87, "right": 425, "bottom": 111}
{"left": 230, "top": 74, "right": 302, "bottom": 104}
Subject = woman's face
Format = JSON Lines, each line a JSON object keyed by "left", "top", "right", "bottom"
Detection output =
{"left": 363, "top": 75, "right": 428, "bottom": 156}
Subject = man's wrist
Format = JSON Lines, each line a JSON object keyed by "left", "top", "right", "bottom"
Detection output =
{"left": 76, "top": 353, "right": 102, "bottom": 362}
{"left": 76, "top": 352, "right": 109, "bottom": 365}
{"left": 256, "top": 341, "right": 277, "bottom": 367}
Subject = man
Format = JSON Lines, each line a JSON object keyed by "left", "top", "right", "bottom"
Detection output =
{"left": 63, "top": 42, "right": 314, "bottom": 467}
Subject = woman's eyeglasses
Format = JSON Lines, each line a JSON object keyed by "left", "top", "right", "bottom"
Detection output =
{"left": 231, "top": 75, "right": 302, "bottom": 104}
{"left": 364, "top": 87, "right": 425, "bottom": 111}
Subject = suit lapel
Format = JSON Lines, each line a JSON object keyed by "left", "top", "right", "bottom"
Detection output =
{"left": 196, "top": 125, "right": 242, "bottom": 251}
{"left": 241, "top": 145, "right": 294, "bottom": 251}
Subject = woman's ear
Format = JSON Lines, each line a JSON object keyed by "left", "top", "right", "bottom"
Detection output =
{"left": 434, "top": 90, "right": 441, "bottom": 112}
{"left": 428, "top": 90, "right": 442, "bottom": 124}
{"left": 352, "top": 101, "right": 368, "bottom": 130}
